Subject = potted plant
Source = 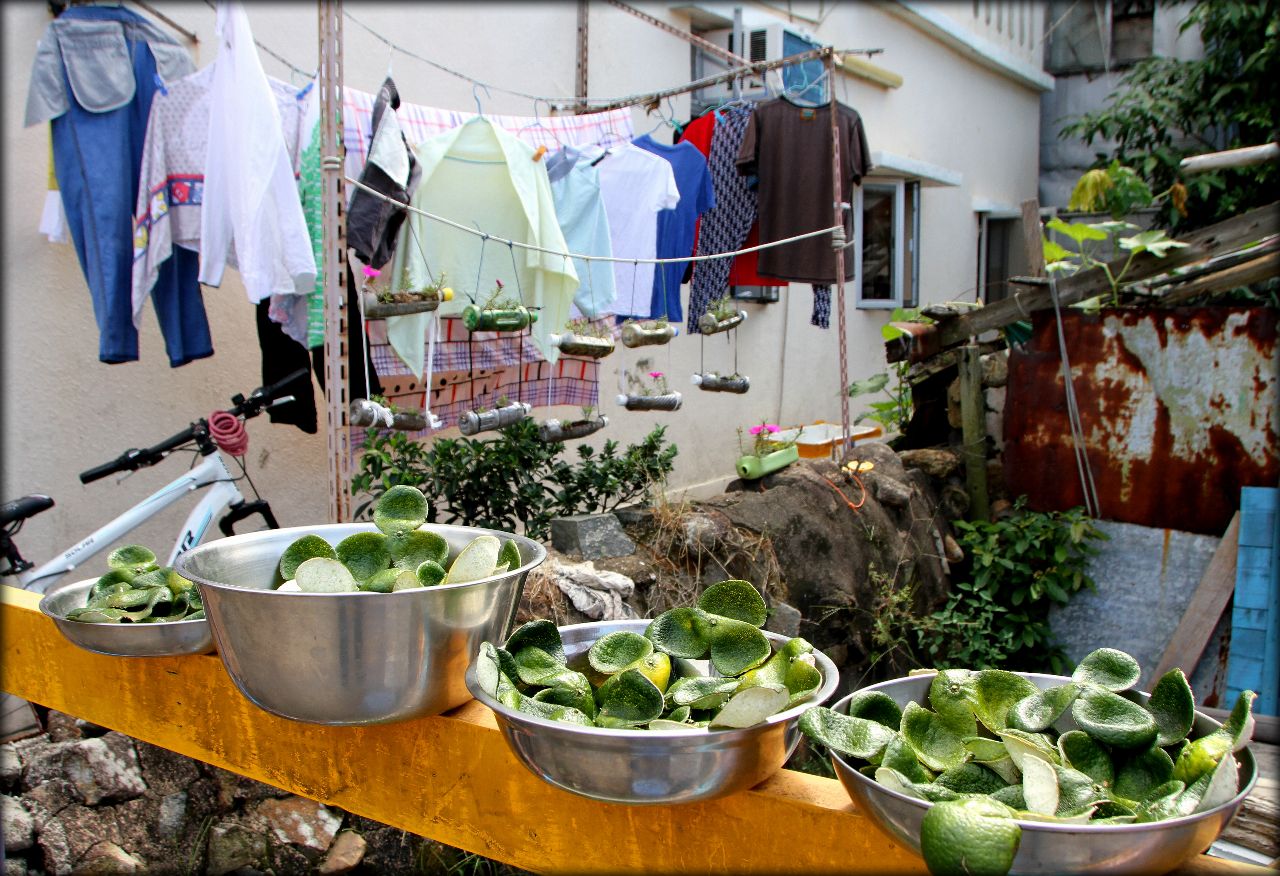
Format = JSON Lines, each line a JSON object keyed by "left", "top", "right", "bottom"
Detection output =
{"left": 349, "top": 395, "right": 430, "bottom": 432}
{"left": 620, "top": 317, "right": 677, "bottom": 348}
{"left": 735, "top": 421, "right": 800, "bottom": 480}
{"left": 696, "top": 295, "right": 747, "bottom": 335}
{"left": 692, "top": 372, "right": 750, "bottom": 394}
{"left": 458, "top": 396, "right": 533, "bottom": 436}
{"left": 549, "top": 317, "right": 616, "bottom": 359}
{"left": 462, "top": 280, "right": 537, "bottom": 332}
{"left": 352, "top": 253, "right": 455, "bottom": 319}
{"left": 537, "top": 405, "right": 609, "bottom": 442}
{"left": 616, "top": 362, "right": 682, "bottom": 412}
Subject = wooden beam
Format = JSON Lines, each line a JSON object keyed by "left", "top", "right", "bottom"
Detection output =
{"left": 887, "top": 202, "right": 1280, "bottom": 362}
{"left": 1159, "top": 249, "right": 1280, "bottom": 305}
{"left": 959, "top": 345, "right": 989, "bottom": 521}
{"left": 1180, "top": 143, "right": 1280, "bottom": 175}
{"left": 1, "top": 587, "right": 1267, "bottom": 875}
{"left": 1151, "top": 513, "right": 1241, "bottom": 686}
{"left": 1021, "top": 198, "right": 1046, "bottom": 278}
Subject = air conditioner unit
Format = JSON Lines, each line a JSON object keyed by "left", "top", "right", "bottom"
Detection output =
{"left": 700, "top": 21, "right": 824, "bottom": 102}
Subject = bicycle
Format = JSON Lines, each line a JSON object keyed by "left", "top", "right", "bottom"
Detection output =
{"left": 0, "top": 368, "right": 311, "bottom": 596}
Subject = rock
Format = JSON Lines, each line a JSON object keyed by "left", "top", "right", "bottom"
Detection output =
{"left": 104, "top": 798, "right": 162, "bottom": 869}
{"left": 898, "top": 448, "right": 962, "bottom": 480}
{"left": 208, "top": 767, "right": 290, "bottom": 808}
{"left": 946, "top": 378, "right": 962, "bottom": 429}
{"left": 550, "top": 512, "right": 636, "bottom": 560}
{"left": 679, "top": 510, "right": 739, "bottom": 553}
{"left": 354, "top": 826, "right": 422, "bottom": 874}
{"left": 943, "top": 534, "right": 964, "bottom": 564}
{"left": 764, "top": 602, "right": 802, "bottom": 638}
{"left": 23, "top": 778, "right": 77, "bottom": 825}
{"left": 866, "top": 472, "right": 912, "bottom": 508}
{"left": 256, "top": 796, "right": 340, "bottom": 859}
{"left": 521, "top": 555, "right": 636, "bottom": 622}
{"left": 939, "top": 483, "right": 969, "bottom": 519}
{"left": 35, "top": 813, "right": 74, "bottom": 876}
{"left": 985, "top": 385, "right": 1006, "bottom": 451}
{"left": 134, "top": 741, "right": 200, "bottom": 797}
{"left": 23, "top": 737, "right": 144, "bottom": 806}
{"left": 991, "top": 498, "right": 1014, "bottom": 520}
{"left": 318, "top": 830, "right": 367, "bottom": 874}
{"left": 5, "top": 856, "right": 28, "bottom": 876}
{"left": 3, "top": 795, "right": 34, "bottom": 852}
{"left": 206, "top": 820, "right": 267, "bottom": 876}
{"left": 0, "top": 744, "right": 21, "bottom": 789}
{"left": 43, "top": 713, "right": 83, "bottom": 744}
{"left": 264, "top": 842, "right": 312, "bottom": 876}
{"left": 981, "top": 350, "right": 1008, "bottom": 387}
{"left": 71, "top": 841, "right": 142, "bottom": 875}
{"left": 156, "top": 792, "right": 187, "bottom": 839}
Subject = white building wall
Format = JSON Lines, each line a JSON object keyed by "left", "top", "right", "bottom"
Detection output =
{"left": 2, "top": 0, "right": 1042, "bottom": 565}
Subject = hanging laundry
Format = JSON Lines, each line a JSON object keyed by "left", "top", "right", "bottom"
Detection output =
{"left": 737, "top": 97, "right": 871, "bottom": 283}
{"left": 579, "top": 142, "right": 679, "bottom": 321}
{"left": 40, "top": 133, "right": 70, "bottom": 244}
{"left": 198, "top": 1, "right": 316, "bottom": 305}
{"left": 633, "top": 134, "right": 715, "bottom": 324}
{"left": 810, "top": 284, "right": 832, "bottom": 328}
{"left": 346, "top": 77, "right": 420, "bottom": 270}
{"left": 387, "top": 117, "right": 578, "bottom": 376}
{"left": 290, "top": 78, "right": 327, "bottom": 351}
{"left": 545, "top": 146, "right": 617, "bottom": 319}
{"left": 26, "top": 3, "right": 200, "bottom": 365}
{"left": 727, "top": 222, "right": 789, "bottom": 288}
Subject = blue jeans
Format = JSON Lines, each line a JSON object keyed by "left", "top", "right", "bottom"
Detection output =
{"left": 50, "top": 5, "right": 211, "bottom": 367}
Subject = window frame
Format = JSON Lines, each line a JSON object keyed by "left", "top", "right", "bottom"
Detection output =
{"left": 855, "top": 178, "right": 920, "bottom": 310}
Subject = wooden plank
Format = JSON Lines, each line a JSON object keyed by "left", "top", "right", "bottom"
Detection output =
{"left": 1021, "top": 198, "right": 1046, "bottom": 278}
{"left": 1, "top": 586, "right": 1270, "bottom": 876}
{"left": 959, "top": 345, "right": 989, "bottom": 521}
{"left": 1152, "top": 513, "right": 1242, "bottom": 684}
{"left": 1220, "top": 739, "right": 1280, "bottom": 860}
{"left": 886, "top": 202, "right": 1280, "bottom": 362}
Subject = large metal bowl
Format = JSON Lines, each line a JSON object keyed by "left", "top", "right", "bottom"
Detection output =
{"left": 830, "top": 672, "right": 1259, "bottom": 875}
{"left": 38, "top": 577, "right": 214, "bottom": 657}
{"left": 176, "top": 523, "right": 544, "bottom": 725}
{"left": 465, "top": 618, "right": 840, "bottom": 805}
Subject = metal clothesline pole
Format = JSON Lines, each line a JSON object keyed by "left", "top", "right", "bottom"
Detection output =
{"left": 826, "top": 48, "right": 852, "bottom": 460}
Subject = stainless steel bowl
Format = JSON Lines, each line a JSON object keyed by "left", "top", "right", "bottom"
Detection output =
{"left": 38, "top": 578, "right": 214, "bottom": 657}
{"left": 830, "top": 673, "right": 1259, "bottom": 876}
{"left": 176, "top": 523, "right": 544, "bottom": 725}
{"left": 465, "top": 619, "right": 840, "bottom": 805}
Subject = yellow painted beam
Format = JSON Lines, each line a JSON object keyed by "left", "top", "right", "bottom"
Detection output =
{"left": 838, "top": 53, "right": 904, "bottom": 89}
{"left": 0, "top": 585, "right": 1266, "bottom": 876}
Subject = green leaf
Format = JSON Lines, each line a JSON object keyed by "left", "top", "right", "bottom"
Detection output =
{"left": 1117, "top": 229, "right": 1189, "bottom": 258}
{"left": 1047, "top": 216, "right": 1109, "bottom": 242}
{"left": 799, "top": 706, "right": 897, "bottom": 761}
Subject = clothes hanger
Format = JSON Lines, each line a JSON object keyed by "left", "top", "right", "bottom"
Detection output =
{"left": 465, "top": 83, "right": 493, "bottom": 126}
{"left": 639, "top": 96, "right": 677, "bottom": 139}
{"left": 517, "top": 98, "right": 560, "bottom": 161}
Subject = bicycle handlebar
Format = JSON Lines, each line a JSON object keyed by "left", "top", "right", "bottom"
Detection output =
{"left": 78, "top": 369, "right": 310, "bottom": 485}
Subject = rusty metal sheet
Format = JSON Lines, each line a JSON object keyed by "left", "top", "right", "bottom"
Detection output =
{"left": 1003, "top": 307, "right": 1279, "bottom": 535}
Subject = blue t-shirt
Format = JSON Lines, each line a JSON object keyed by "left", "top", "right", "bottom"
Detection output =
{"left": 546, "top": 147, "right": 617, "bottom": 318}
{"left": 633, "top": 135, "right": 715, "bottom": 323}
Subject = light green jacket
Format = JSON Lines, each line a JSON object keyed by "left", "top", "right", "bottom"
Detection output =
{"left": 387, "top": 117, "right": 579, "bottom": 378}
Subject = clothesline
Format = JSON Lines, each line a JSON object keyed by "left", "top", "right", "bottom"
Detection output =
{"left": 342, "top": 9, "right": 876, "bottom": 114}
{"left": 343, "top": 174, "right": 843, "bottom": 267}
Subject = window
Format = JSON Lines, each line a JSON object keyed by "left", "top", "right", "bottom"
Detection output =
{"left": 977, "top": 214, "right": 1030, "bottom": 304}
{"left": 1045, "top": 0, "right": 1154, "bottom": 74}
{"left": 855, "top": 179, "right": 919, "bottom": 309}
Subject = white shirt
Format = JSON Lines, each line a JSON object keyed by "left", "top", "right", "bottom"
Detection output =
{"left": 197, "top": 1, "right": 315, "bottom": 303}
{"left": 577, "top": 143, "right": 679, "bottom": 319}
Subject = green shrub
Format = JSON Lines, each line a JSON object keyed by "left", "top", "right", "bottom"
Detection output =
{"left": 920, "top": 499, "right": 1106, "bottom": 674}
{"left": 351, "top": 420, "right": 676, "bottom": 540}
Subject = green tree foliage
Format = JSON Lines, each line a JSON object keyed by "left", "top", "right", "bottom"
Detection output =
{"left": 1060, "top": 0, "right": 1278, "bottom": 228}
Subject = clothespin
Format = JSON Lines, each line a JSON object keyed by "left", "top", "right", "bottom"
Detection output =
{"left": 532, "top": 145, "right": 548, "bottom": 162}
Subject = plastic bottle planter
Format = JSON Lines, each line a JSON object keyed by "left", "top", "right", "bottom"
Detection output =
{"left": 692, "top": 372, "right": 750, "bottom": 394}
{"left": 462, "top": 304, "right": 538, "bottom": 332}
{"left": 349, "top": 399, "right": 428, "bottom": 432}
{"left": 697, "top": 309, "right": 747, "bottom": 335}
{"left": 620, "top": 321, "right": 677, "bottom": 348}
{"left": 361, "top": 287, "right": 453, "bottom": 319}
{"left": 547, "top": 332, "right": 616, "bottom": 360}
{"left": 457, "top": 401, "right": 532, "bottom": 436}
{"left": 735, "top": 444, "right": 800, "bottom": 480}
{"left": 537, "top": 415, "right": 608, "bottom": 442}
{"left": 615, "top": 392, "right": 683, "bottom": 412}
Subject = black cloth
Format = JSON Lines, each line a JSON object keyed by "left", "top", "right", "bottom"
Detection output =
{"left": 345, "top": 76, "right": 421, "bottom": 269}
{"left": 255, "top": 300, "right": 317, "bottom": 434}
{"left": 736, "top": 97, "right": 871, "bottom": 283}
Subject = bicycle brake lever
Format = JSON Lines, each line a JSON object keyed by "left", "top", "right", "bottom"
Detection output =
{"left": 266, "top": 395, "right": 296, "bottom": 409}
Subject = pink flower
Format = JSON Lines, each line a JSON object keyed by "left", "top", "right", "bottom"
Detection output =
{"left": 495, "top": 279, "right": 504, "bottom": 289}
{"left": 648, "top": 371, "right": 664, "bottom": 379}
{"left": 362, "top": 265, "right": 380, "bottom": 278}
{"left": 765, "top": 424, "right": 780, "bottom": 433}
{"left": 749, "top": 425, "right": 765, "bottom": 436}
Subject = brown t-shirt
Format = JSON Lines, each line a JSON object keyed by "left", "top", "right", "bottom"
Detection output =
{"left": 736, "top": 98, "right": 871, "bottom": 283}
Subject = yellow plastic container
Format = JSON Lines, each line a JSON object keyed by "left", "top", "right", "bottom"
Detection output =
{"left": 773, "top": 422, "right": 883, "bottom": 459}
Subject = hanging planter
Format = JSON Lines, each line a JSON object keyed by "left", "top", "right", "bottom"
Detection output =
{"left": 349, "top": 398, "right": 428, "bottom": 432}
{"left": 361, "top": 287, "right": 453, "bottom": 319}
{"left": 537, "top": 415, "right": 608, "bottom": 442}
{"left": 621, "top": 320, "right": 677, "bottom": 348}
{"left": 735, "top": 444, "right": 799, "bottom": 480}
{"left": 697, "top": 309, "right": 747, "bottom": 336}
{"left": 462, "top": 303, "right": 538, "bottom": 332}
{"left": 458, "top": 401, "right": 532, "bottom": 436}
{"left": 616, "top": 392, "right": 682, "bottom": 412}
{"left": 692, "top": 372, "right": 750, "bottom": 394}
{"left": 548, "top": 331, "right": 615, "bottom": 359}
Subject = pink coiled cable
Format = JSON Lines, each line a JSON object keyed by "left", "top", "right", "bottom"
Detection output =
{"left": 208, "top": 411, "right": 249, "bottom": 457}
